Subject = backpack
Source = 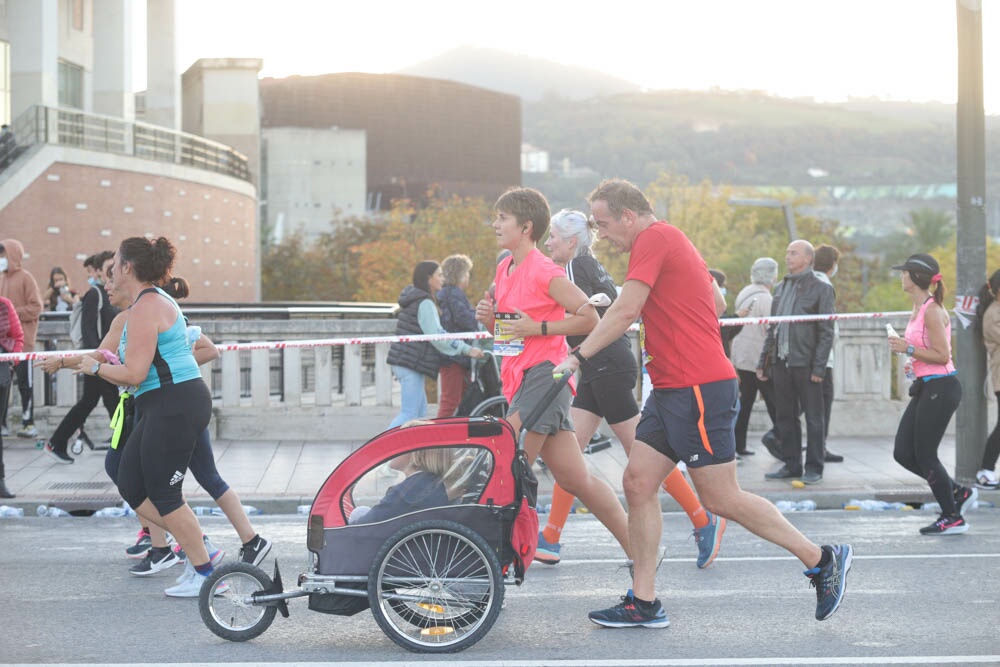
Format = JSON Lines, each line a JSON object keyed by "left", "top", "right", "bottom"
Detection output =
{"left": 70, "top": 286, "right": 104, "bottom": 348}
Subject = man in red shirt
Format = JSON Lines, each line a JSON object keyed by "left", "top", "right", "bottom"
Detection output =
{"left": 555, "top": 179, "right": 852, "bottom": 628}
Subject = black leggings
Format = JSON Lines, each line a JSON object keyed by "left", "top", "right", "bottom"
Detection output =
{"left": 117, "top": 379, "right": 212, "bottom": 516}
{"left": 735, "top": 369, "right": 776, "bottom": 451}
{"left": 893, "top": 375, "right": 962, "bottom": 514}
{"left": 983, "top": 391, "right": 1000, "bottom": 472}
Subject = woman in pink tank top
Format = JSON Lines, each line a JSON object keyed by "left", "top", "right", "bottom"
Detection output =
{"left": 475, "top": 187, "right": 631, "bottom": 562}
{"left": 887, "top": 253, "right": 977, "bottom": 536}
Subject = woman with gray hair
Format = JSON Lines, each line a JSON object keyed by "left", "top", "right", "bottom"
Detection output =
{"left": 533, "top": 209, "right": 726, "bottom": 569}
{"left": 730, "top": 257, "right": 779, "bottom": 456}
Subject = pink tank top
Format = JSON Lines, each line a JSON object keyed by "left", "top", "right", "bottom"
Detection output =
{"left": 904, "top": 298, "right": 955, "bottom": 377}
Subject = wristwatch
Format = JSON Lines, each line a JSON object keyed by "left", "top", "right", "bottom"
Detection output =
{"left": 92, "top": 362, "right": 101, "bottom": 377}
{"left": 905, "top": 345, "right": 915, "bottom": 356}
{"left": 571, "top": 347, "right": 587, "bottom": 364}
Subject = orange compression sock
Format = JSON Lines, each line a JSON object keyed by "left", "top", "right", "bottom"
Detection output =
{"left": 543, "top": 484, "right": 576, "bottom": 544}
{"left": 662, "top": 467, "right": 708, "bottom": 528}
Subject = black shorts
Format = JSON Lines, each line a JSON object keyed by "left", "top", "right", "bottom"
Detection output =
{"left": 117, "top": 379, "right": 213, "bottom": 515}
{"left": 573, "top": 370, "right": 640, "bottom": 425}
{"left": 634, "top": 378, "right": 738, "bottom": 468}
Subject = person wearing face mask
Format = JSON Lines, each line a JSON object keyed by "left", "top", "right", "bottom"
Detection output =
{"left": 39, "top": 251, "right": 120, "bottom": 464}
{"left": 0, "top": 239, "right": 43, "bottom": 439}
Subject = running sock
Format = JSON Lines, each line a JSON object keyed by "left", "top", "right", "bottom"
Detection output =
{"left": 194, "top": 561, "right": 214, "bottom": 576}
{"left": 543, "top": 484, "right": 575, "bottom": 544}
{"left": 662, "top": 467, "right": 709, "bottom": 529}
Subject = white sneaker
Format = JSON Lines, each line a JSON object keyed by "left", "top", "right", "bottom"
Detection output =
{"left": 976, "top": 469, "right": 999, "bottom": 490}
{"left": 164, "top": 567, "right": 228, "bottom": 598}
{"left": 174, "top": 560, "right": 195, "bottom": 585}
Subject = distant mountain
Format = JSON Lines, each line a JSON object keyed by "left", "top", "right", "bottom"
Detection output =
{"left": 397, "top": 46, "right": 641, "bottom": 101}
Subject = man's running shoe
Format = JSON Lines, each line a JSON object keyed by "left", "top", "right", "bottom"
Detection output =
{"left": 919, "top": 514, "right": 969, "bottom": 535}
{"left": 173, "top": 535, "right": 225, "bottom": 567}
{"left": 693, "top": 510, "right": 726, "bottom": 569}
{"left": 805, "top": 544, "right": 853, "bottom": 621}
{"left": 976, "top": 469, "right": 1000, "bottom": 490}
{"left": 239, "top": 535, "right": 272, "bottom": 566}
{"left": 126, "top": 529, "right": 152, "bottom": 558}
{"left": 534, "top": 531, "right": 561, "bottom": 565}
{"left": 129, "top": 548, "right": 181, "bottom": 576}
{"left": 588, "top": 591, "right": 670, "bottom": 628}
{"left": 16, "top": 425, "right": 38, "bottom": 438}
{"left": 954, "top": 485, "right": 979, "bottom": 516}
{"left": 42, "top": 442, "right": 73, "bottom": 464}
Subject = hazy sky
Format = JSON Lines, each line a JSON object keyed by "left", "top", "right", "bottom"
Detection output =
{"left": 139, "top": 0, "right": 998, "bottom": 113}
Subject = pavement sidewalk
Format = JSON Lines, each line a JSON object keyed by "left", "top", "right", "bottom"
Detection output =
{"left": 4, "top": 427, "right": 995, "bottom": 516}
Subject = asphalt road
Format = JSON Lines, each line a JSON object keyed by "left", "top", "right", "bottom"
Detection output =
{"left": 2, "top": 509, "right": 999, "bottom": 666}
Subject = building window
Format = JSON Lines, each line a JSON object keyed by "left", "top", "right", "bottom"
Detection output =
{"left": 58, "top": 60, "right": 83, "bottom": 109}
{"left": 0, "top": 41, "right": 8, "bottom": 125}
{"left": 72, "top": 0, "right": 84, "bottom": 31}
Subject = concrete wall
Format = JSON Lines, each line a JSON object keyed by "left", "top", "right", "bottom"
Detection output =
{"left": 0, "top": 143, "right": 258, "bottom": 301}
{"left": 262, "top": 126, "right": 366, "bottom": 239}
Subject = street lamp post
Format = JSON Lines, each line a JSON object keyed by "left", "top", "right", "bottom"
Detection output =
{"left": 728, "top": 197, "right": 799, "bottom": 242}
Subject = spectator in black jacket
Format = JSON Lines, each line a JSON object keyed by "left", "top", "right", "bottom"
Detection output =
{"left": 757, "top": 240, "right": 835, "bottom": 485}
{"left": 39, "top": 251, "right": 120, "bottom": 463}
{"left": 436, "top": 254, "right": 480, "bottom": 417}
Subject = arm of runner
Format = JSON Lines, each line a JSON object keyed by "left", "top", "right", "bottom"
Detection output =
{"left": 554, "top": 278, "right": 649, "bottom": 375}
{"left": 711, "top": 277, "right": 726, "bottom": 317}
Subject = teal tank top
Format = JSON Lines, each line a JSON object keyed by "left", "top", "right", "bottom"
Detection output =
{"left": 119, "top": 287, "right": 202, "bottom": 397}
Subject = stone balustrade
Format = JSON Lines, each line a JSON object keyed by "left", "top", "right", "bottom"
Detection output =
{"left": 28, "top": 315, "right": 923, "bottom": 440}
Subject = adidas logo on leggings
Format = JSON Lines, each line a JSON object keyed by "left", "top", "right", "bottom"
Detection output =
{"left": 169, "top": 470, "right": 185, "bottom": 486}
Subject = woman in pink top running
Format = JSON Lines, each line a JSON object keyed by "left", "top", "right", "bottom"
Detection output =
{"left": 888, "top": 253, "right": 977, "bottom": 535}
{"left": 475, "top": 187, "right": 631, "bottom": 559}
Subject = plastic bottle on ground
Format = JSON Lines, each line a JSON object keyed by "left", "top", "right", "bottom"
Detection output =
{"left": 297, "top": 505, "right": 312, "bottom": 515}
{"left": 844, "top": 499, "right": 910, "bottom": 511}
{"left": 36, "top": 505, "right": 71, "bottom": 517}
{"left": 0, "top": 505, "right": 24, "bottom": 517}
{"left": 93, "top": 506, "right": 128, "bottom": 517}
{"left": 242, "top": 505, "right": 262, "bottom": 516}
{"left": 192, "top": 506, "right": 213, "bottom": 516}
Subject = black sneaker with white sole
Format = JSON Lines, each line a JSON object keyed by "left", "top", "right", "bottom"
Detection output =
{"left": 239, "top": 535, "right": 272, "bottom": 566}
{"left": 129, "top": 547, "right": 181, "bottom": 576}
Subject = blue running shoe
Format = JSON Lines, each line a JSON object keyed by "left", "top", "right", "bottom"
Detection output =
{"left": 805, "top": 544, "right": 853, "bottom": 620}
{"left": 534, "top": 530, "right": 561, "bottom": 565}
{"left": 589, "top": 591, "right": 670, "bottom": 628}
{"left": 693, "top": 510, "right": 726, "bottom": 569}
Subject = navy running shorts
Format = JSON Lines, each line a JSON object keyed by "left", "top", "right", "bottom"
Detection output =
{"left": 634, "top": 378, "right": 738, "bottom": 468}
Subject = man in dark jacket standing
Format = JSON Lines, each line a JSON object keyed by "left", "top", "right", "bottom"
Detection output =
{"left": 757, "top": 240, "right": 835, "bottom": 485}
{"left": 42, "top": 251, "right": 119, "bottom": 463}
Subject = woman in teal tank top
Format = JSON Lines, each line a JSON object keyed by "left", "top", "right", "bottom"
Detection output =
{"left": 76, "top": 237, "right": 221, "bottom": 598}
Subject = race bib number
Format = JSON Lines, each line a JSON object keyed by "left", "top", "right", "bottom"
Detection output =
{"left": 493, "top": 312, "right": 524, "bottom": 356}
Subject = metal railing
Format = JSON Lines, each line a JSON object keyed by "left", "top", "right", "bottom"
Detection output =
{"left": 0, "top": 105, "right": 250, "bottom": 182}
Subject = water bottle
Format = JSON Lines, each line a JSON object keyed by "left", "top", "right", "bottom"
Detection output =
{"left": 775, "top": 500, "right": 796, "bottom": 512}
{"left": 796, "top": 500, "right": 817, "bottom": 512}
{"left": 93, "top": 506, "right": 128, "bottom": 517}
{"left": 36, "top": 504, "right": 71, "bottom": 517}
{"left": 192, "top": 506, "right": 213, "bottom": 516}
{"left": 922, "top": 501, "right": 941, "bottom": 512}
{"left": 0, "top": 505, "right": 24, "bottom": 517}
{"left": 903, "top": 357, "right": 916, "bottom": 382}
{"left": 242, "top": 505, "right": 262, "bottom": 516}
{"left": 297, "top": 504, "right": 312, "bottom": 515}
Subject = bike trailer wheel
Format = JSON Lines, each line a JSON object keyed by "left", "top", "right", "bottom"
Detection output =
{"left": 200, "top": 562, "right": 278, "bottom": 642}
{"left": 368, "top": 520, "right": 504, "bottom": 653}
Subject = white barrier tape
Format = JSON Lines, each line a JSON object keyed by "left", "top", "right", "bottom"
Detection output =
{"left": 0, "top": 311, "right": 911, "bottom": 362}
{"left": 718, "top": 310, "right": 911, "bottom": 327}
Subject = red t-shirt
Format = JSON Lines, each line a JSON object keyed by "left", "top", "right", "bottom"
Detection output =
{"left": 493, "top": 248, "right": 571, "bottom": 401}
{"left": 626, "top": 222, "right": 736, "bottom": 389}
